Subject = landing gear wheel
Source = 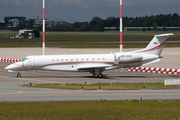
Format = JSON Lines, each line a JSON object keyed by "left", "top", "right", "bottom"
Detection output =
{"left": 16, "top": 73, "right": 21, "bottom": 78}
{"left": 94, "top": 74, "right": 98, "bottom": 78}
{"left": 94, "top": 73, "right": 103, "bottom": 78}
{"left": 98, "top": 73, "right": 103, "bottom": 78}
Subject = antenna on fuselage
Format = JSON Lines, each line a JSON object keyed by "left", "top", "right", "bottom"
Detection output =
{"left": 43, "top": 0, "right": 45, "bottom": 55}
{"left": 120, "top": 0, "right": 123, "bottom": 52}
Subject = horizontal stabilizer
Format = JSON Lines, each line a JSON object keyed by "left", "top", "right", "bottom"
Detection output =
{"left": 156, "top": 33, "right": 173, "bottom": 37}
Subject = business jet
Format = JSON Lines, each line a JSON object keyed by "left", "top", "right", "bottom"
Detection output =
{"left": 5, "top": 33, "right": 173, "bottom": 78}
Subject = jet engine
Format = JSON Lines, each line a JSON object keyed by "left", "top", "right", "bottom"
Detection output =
{"left": 116, "top": 53, "right": 143, "bottom": 63}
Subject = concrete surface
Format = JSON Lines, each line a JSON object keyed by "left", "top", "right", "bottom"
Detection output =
{"left": 0, "top": 47, "right": 179, "bottom": 101}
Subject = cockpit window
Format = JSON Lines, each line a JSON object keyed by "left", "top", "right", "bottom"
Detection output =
{"left": 21, "top": 58, "right": 29, "bottom": 62}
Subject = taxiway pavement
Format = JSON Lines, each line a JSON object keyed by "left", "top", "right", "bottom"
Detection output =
{"left": 0, "top": 48, "right": 179, "bottom": 101}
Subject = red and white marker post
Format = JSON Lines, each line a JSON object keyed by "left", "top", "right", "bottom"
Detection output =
{"left": 120, "top": 0, "right": 123, "bottom": 52}
{"left": 43, "top": 0, "right": 45, "bottom": 55}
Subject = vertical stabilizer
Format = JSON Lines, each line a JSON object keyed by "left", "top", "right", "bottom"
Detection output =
{"left": 132, "top": 33, "right": 173, "bottom": 56}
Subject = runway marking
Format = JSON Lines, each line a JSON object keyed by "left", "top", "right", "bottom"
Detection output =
{"left": 31, "top": 48, "right": 52, "bottom": 50}
{"left": 1, "top": 90, "right": 180, "bottom": 96}
{"left": 66, "top": 50, "right": 79, "bottom": 51}
{"left": 1, "top": 93, "right": 180, "bottom": 98}
{"left": 86, "top": 50, "right": 102, "bottom": 52}
{"left": 0, "top": 93, "right": 20, "bottom": 96}
{"left": 0, "top": 76, "right": 21, "bottom": 80}
{"left": 0, "top": 88, "right": 18, "bottom": 91}
{"left": 0, "top": 75, "right": 64, "bottom": 84}
{"left": 172, "top": 53, "right": 180, "bottom": 55}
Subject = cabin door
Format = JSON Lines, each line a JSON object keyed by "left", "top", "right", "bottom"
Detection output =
{"left": 34, "top": 56, "right": 39, "bottom": 68}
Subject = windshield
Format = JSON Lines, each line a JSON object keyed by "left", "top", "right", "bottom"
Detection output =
{"left": 21, "top": 58, "right": 29, "bottom": 62}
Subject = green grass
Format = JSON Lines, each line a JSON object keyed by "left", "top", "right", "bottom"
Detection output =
{"left": 0, "top": 34, "right": 151, "bottom": 42}
{"left": 0, "top": 31, "right": 179, "bottom": 48}
{"left": 0, "top": 32, "right": 16, "bottom": 39}
{"left": 1, "top": 100, "right": 180, "bottom": 120}
{"left": 0, "top": 43, "right": 179, "bottom": 48}
{"left": 24, "top": 82, "right": 180, "bottom": 90}
{"left": 0, "top": 31, "right": 179, "bottom": 42}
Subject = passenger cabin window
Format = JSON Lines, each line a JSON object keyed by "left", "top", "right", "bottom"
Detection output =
{"left": 61, "top": 59, "right": 63, "bottom": 61}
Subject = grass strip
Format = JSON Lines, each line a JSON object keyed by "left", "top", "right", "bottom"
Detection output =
{"left": 0, "top": 43, "right": 179, "bottom": 48}
{"left": 24, "top": 82, "right": 180, "bottom": 90}
{"left": 0, "top": 32, "right": 179, "bottom": 42}
{"left": 1, "top": 100, "right": 180, "bottom": 120}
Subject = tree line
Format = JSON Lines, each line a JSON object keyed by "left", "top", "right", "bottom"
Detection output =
{"left": 1, "top": 13, "right": 180, "bottom": 31}
{"left": 42, "top": 13, "right": 180, "bottom": 31}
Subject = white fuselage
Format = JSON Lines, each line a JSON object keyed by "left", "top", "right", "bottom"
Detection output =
{"left": 5, "top": 52, "right": 159, "bottom": 74}
{"left": 4, "top": 33, "right": 173, "bottom": 77}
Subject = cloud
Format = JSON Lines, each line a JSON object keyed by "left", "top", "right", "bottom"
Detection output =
{"left": 3, "top": 0, "right": 180, "bottom": 9}
{"left": 11, "top": 0, "right": 22, "bottom": 6}
{"left": 1, "top": 0, "right": 41, "bottom": 7}
{"left": 0, "top": 0, "right": 179, "bottom": 22}
{"left": 45, "top": 0, "right": 90, "bottom": 8}
{"left": 61, "top": 0, "right": 81, "bottom": 4}
{"left": 124, "top": 0, "right": 180, "bottom": 7}
{"left": 46, "top": 0, "right": 119, "bottom": 8}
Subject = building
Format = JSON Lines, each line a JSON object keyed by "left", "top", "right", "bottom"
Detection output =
{"left": 35, "top": 19, "right": 64, "bottom": 27}
{"left": 46, "top": 19, "right": 64, "bottom": 27}
{"left": 124, "top": 27, "right": 180, "bottom": 31}
{"left": 34, "top": 19, "right": 43, "bottom": 27}
{"left": 104, "top": 27, "right": 118, "bottom": 31}
{"left": 9, "top": 19, "right": 20, "bottom": 27}
{"left": 4, "top": 16, "right": 25, "bottom": 24}
{"left": 14, "top": 30, "right": 35, "bottom": 39}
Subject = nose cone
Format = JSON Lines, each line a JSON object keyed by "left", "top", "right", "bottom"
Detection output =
{"left": 5, "top": 63, "right": 23, "bottom": 70}
{"left": 5, "top": 64, "right": 17, "bottom": 70}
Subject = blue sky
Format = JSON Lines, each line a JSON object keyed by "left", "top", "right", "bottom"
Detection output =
{"left": 0, "top": 0, "right": 179, "bottom": 23}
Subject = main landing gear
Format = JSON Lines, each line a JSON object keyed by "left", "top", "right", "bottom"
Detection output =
{"left": 94, "top": 73, "right": 103, "bottom": 78}
{"left": 16, "top": 72, "right": 21, "bottom": 78}
{"left": 93, "top": 68, "right": 104, "bottom": 78}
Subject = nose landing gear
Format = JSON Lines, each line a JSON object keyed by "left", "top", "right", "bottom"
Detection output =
{"left": 16, "top": 72, "right": 21, "bottom": 78}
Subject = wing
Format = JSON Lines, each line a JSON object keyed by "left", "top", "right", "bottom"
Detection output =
{"left": 77, "top": 64, "right": 112, "bottom": 70}
{"left": 76, "top": 63, "right": 113, "bottom": 72}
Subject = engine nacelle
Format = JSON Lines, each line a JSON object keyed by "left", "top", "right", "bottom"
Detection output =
{"left": 116, "top": 53, "right": 143, "bottom": 63}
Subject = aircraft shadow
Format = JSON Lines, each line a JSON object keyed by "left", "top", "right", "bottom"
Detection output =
{"left": 18, "top": 74, "right": 179, "bottom": 79}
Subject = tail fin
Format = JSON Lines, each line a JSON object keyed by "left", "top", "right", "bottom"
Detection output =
{"left": 132, "top": 33, "right": 173, "bottom": 56}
